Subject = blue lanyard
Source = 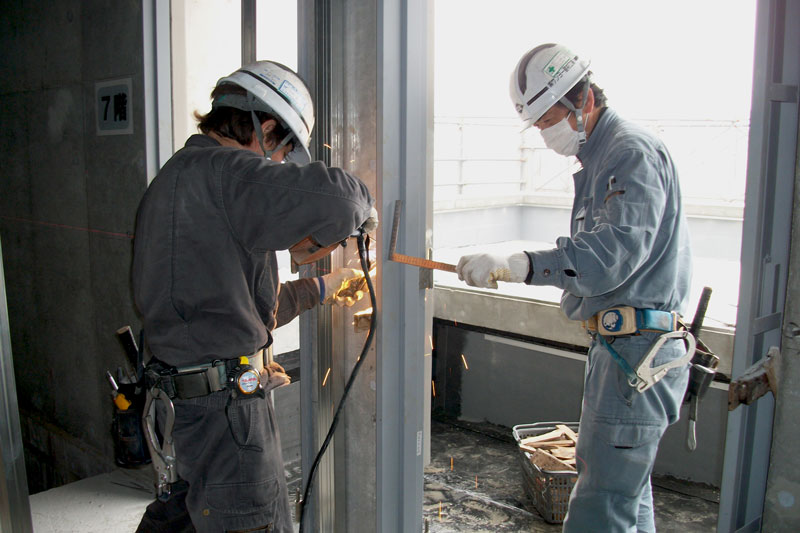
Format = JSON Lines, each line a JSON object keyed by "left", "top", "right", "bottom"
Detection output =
{"left": 597, "top": 334, "right": 639, "bottom": 387}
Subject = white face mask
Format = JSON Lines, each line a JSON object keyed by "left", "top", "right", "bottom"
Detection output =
{"left": 540, "top": 114, "right": 580, "bottom": 156}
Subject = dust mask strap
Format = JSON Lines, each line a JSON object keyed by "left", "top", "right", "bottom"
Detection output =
{"left": 558, "top": 75, "right": 591, "bottom": 146}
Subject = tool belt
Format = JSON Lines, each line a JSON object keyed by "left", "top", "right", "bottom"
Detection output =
{"left": 583, "top": 306, "right": 679, "bottom": 336}
{"left": 145, "top": 349, "right": 266, "bottom": 400}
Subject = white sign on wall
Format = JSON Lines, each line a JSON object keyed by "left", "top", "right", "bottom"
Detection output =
{"left": 96, "top": 78, "right": 133, "bottom": 135}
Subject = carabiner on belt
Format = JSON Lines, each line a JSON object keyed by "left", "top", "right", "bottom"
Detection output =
{"left": 598, "top": 330, "right": 695, "bottom": 393}
{"left": 633, "top": 330, "right": 696, "bottom": 392}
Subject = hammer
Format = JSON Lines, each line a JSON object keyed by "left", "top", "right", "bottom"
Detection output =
{"left": 387, "top": 200, "right": 456, "bottom": 272}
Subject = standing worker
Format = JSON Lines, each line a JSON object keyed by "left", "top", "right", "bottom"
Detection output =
{"left": 457, "top": 44, "right": 692, "bottom": 532}
{"left": 132, "top": 60, "right": 377, "bottom": 533}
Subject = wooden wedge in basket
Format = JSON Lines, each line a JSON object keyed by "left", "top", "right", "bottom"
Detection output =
{"left": 518, "top": 424, "right": 578, "bottom": 472}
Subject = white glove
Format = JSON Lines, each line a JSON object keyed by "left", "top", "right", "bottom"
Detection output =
{"left": 456, "top": 253, "right": 530, "bottom": 289}
{"left": 361, "top": 207, "right": 379, "bottom": 234}
{"left": 317, "top": 268, "right": 366, "bottom": 306}
{"left": 259, "top": 361, "right": 291, "bottom": 393}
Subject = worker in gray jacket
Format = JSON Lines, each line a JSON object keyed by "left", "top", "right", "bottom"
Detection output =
{"left": 457, "top": 44, "right": 692, "bottom": 532}
{"left": 133, "top": 60, "right": 376, "bottom": 533}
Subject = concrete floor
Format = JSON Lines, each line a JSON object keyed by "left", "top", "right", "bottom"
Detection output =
{"left": 423, "top": 419, "right": 720, "bottom": 532}
{"left": 28, "top": 419, "right": 719, "bottom": 532}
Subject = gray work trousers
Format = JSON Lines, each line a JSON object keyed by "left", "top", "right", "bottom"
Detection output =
{"left": 137, "top": 390, "right": 293, "bottom": 533}
{"left": 563, "top": 332, "right": 690, "bottom": 532}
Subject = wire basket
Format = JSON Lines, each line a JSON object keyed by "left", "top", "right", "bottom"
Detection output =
{"left": 512, "top": 421, "right": 579, "bottom": 524}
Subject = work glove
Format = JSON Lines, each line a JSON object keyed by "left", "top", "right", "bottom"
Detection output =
{"left": 361, "top": 207, "right": 379, "bottom": 234}
{"left": 259, "top": 361, "right": 291, "bottom": 393}
{"left": 456, "top": 252, "right": 530, "bottom": 289}
{"left": 317, "top": 268, "right": 367, "bottom": 306}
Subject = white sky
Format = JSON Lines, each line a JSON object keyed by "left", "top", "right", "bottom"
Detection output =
{"left": 434, "top": 0, "right": 757, "bottom": 122}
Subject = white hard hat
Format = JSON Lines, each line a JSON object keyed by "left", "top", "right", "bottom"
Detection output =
{"left": 509, "top": 44, "right": 591, "bottom": 129}
{"left": 215, "top": 61, "right": 315, "bottom": 163}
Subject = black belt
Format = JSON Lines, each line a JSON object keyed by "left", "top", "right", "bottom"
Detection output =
{"left": 146, "top": 349, "right": 266, "bottom": 400}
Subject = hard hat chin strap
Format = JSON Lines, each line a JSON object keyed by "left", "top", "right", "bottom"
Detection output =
{"left": 246, "top": 92, "right": 273, "bottom": 159}
{"left": 558, "top": 75, "right": 591, "bottom": 146}
{"left": 248, "top": 94, "right": 293, "bottom": 161}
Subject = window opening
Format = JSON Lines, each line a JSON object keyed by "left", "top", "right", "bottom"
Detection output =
{"left": 170, "top": 0, "right": 241, "bottom": 152}
{"left": 432, "top": 0, "right": 756, "bottom": 331}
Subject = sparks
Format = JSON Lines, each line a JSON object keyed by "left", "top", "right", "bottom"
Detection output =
{"left": 323, "top": 143, "right": 332, "bottom": 149}
{"left": 438, "top": 502, "right": 442, "bottom": 519}
{"left": 429, "top": 335, "right": 434, "bottom": 350}
{"left": 431, "top": 380, "right": 436, "bottom": 397}
{"left": 450, "top": 457, "right": 453, "bottom": 471}
{"left": 461, "top": 353, "right": 469, "bottom": 370}
{"left": 322, "top": 367, "right": 331, "bottom": 387}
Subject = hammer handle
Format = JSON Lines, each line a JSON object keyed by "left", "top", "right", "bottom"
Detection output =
{"left": 690, "top": 287, "right": 712, "bottom": 337}
{"left": 116, "top": 326, "right": 140, "bottom": 374}
{"left": 389, "top": 253, "right": 457, "bottom": 273}
{"left": 388, "top": 199, "right": 457, "bottom": 272}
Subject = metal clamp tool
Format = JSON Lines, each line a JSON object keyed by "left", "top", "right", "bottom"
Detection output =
{"left": 142, "top": 386, "right": 178, "bottom": 500}
{"left": 632, "top": 329, "right": 696, "bottom": 392}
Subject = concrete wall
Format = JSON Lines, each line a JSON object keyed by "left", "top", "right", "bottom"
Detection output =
{"left": 0, "top": 1, "right": 146, "bottom": 492}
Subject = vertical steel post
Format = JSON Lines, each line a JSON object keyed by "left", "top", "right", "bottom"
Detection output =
{"left": 143, "top": 0, "right": 172, "bottom": 183}
{"left": 377, "top": 1, "right": 433, "bottom": 531}
{"left": 298, "top": 1, "right": 337, "bottom": 530}
{"left": 718, "top": 0, "right": 799, "bottom": 530}
{"left": 296, "top": 2, "right": 432, "bottom": 531}
{"left": 241, "top": 0, "right": 256, "bottom": 66}
{"left": 0, "top": 238, "right": 33, "bottom": 532}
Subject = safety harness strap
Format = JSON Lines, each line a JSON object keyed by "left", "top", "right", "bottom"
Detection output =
{"left": 597, "top": 335, "right": 640, "bottom": 385}
{"left": 588, "top": 306, "right": 694, "bottom": 393}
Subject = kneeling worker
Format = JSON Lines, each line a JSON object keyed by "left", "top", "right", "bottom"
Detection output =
{"left": 133, "top": 60, "right": 377, "bottom": 532}
{"left": 457, "top": 44, "right": 692, "bottom": 532}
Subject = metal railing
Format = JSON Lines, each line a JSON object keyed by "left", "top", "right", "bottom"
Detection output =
{"left": 433, "top": 116, "right": 750, "bottom": 212}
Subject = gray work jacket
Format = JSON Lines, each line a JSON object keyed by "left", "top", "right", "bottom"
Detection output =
{"left": 132, "top": 134, "right": 373, "bottom": 367}
{"left": 526, "top": 109, "right": 692, "bottom": 320}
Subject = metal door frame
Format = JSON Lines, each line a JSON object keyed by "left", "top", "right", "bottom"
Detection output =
{"left": 296, "top": 1, "right": 433, "bottom": 531}
{"left": 718, "top": 0, "right": 799, "bottom": 530}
